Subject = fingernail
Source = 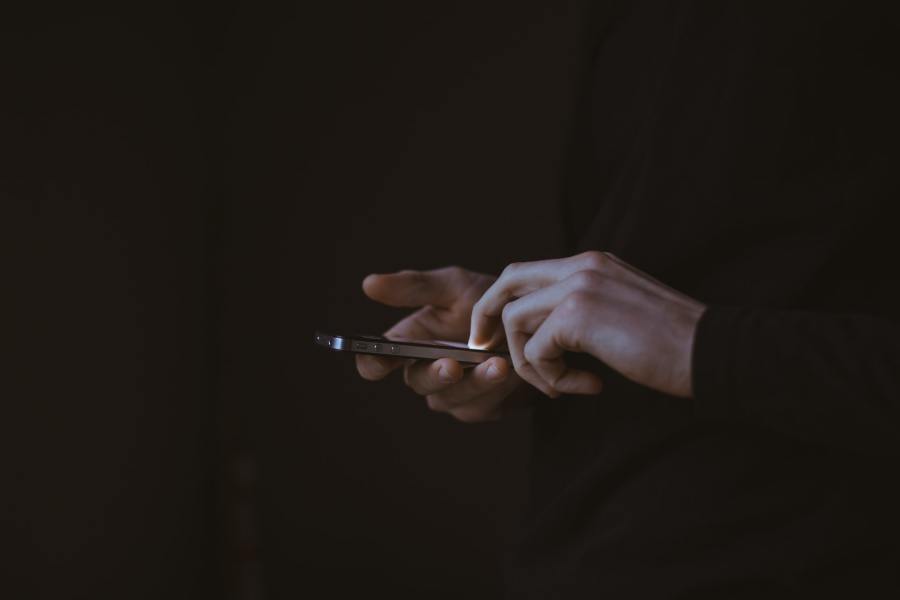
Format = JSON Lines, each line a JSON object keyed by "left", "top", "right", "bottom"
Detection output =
{"left": 438, "top": 365, "right": 455, "bottom": 383}
{"left": 486, "top": 363, "right": 505, "bottom": 381}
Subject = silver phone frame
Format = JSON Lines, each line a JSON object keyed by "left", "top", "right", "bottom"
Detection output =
{"left": 315, "top": 331, "right": 508, "bottom": 364}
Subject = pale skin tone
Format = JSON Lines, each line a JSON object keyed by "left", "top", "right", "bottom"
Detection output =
{"left": 356, "top": 251, "right": 708, "bottom": 423}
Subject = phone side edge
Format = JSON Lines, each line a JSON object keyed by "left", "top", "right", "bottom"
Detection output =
{"left": 314, "top": 332, "right": 349, "bottom": 351}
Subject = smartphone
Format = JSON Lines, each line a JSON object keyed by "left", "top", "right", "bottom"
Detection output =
{"left": 314, "top": 331, "right": 508, "bottom": 364}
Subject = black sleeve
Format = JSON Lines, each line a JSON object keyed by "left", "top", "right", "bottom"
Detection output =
{"left": 691, "top": 305, "right": 900, "bottom": 457}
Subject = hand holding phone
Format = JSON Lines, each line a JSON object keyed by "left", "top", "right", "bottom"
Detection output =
{"left": 350, "top": 266, "right": 526, "bottom": 423}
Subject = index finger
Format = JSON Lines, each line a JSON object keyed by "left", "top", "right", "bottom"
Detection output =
{"left": 468, "top": 253, "right": 602, "bottom": 349}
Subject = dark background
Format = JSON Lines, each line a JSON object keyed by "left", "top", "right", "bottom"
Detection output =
{"left": 2, "top": 2, "right": 592, "bottom": 597}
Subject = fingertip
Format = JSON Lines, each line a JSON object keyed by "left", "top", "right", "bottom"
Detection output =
{"left": 356, "top": 354, "right": 391, "bottom": 380}
{"left": 361, "top": 273, "right": 382, "bottom": 297}
{"left": 466, "top": 313, "right": 487, "bottom": 349}
{"left": 469, "top": 328, "right": 506, "bottom": 352}
{"left": 479, "top": 357, "right": 509, "bottom": 383}
{"left": 467, "top": 331, "right": 485, "bottom": 350}
{"left": 491, "top": 356, "right": 511, "bottom": 374}
{"left": 435, "top": 358, "right": 463, "bottom": 383}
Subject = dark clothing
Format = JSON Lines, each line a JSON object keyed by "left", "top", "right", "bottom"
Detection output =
{"left": 504, "top": 1, "right": 900, "bottom": 597}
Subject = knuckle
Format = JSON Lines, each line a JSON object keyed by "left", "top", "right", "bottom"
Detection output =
{"left": 438, "top": 265, "right": 465, "bottom": 282}
{"left": 569, "top": 269, "right": 602, "bottom": 289}
{"left": 501, "top": 262, "right": 520, "bottom": 278}
{"left": 579, "top": 250, "right": 608, "bottom": 271}
{"left": 500, "top": 301, "right": 518, "bottom": 328}
{"left": 561, "top": 290, "right": 593, "bottom": 314}
{"left": 522, "top": 341, "right": 539, "bottom": 365}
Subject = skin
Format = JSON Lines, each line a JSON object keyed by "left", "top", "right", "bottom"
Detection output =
{"left": 355, "top": 266, "right": 522, "bottom": 423}
{"left": 358, "top": 251, "right": 708, "bottom": 423}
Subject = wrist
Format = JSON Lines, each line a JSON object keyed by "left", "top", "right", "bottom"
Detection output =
{"left": 673, "top": 302, "right": 708, "bottom": 398}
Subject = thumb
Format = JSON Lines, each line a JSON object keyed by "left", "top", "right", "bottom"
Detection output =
{"left": 362, "top": 267, "right": 461, "bottom": 308}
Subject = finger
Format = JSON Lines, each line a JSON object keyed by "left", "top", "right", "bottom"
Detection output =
{"left": 506, "top": 328, "right": 559, "bottom": 398}
{"left": 363, "top": 266, "right": 465, "bottom": 309}
{"left": 427, "top": 356, "right": 514, "bottom": 409}
{"left": 501, "top": 271, "right": 602, "bottom": 337}
{"left": 524, "top": 310, "right": 603, "bottom": 395}
{"left": 403, "top": 358, "right": 464, "bottom": 396}
{"left": 468, "top": 253, "right": 606, "bottom": 349}
{"left": 356, "top": 308, "right": 443, "bottom": 381}
{"left": 356, "top": 353, "right": 407, "bottom": 381}
{"left": 499, "top": 273, "right": 603, "bottom": 397}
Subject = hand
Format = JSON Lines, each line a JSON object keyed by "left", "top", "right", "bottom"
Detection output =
{"left": 356, "top": 266, "right": 524, "bottom": 422}
{"left": 468, "top": 251, "right": 707, "bottom": 398}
